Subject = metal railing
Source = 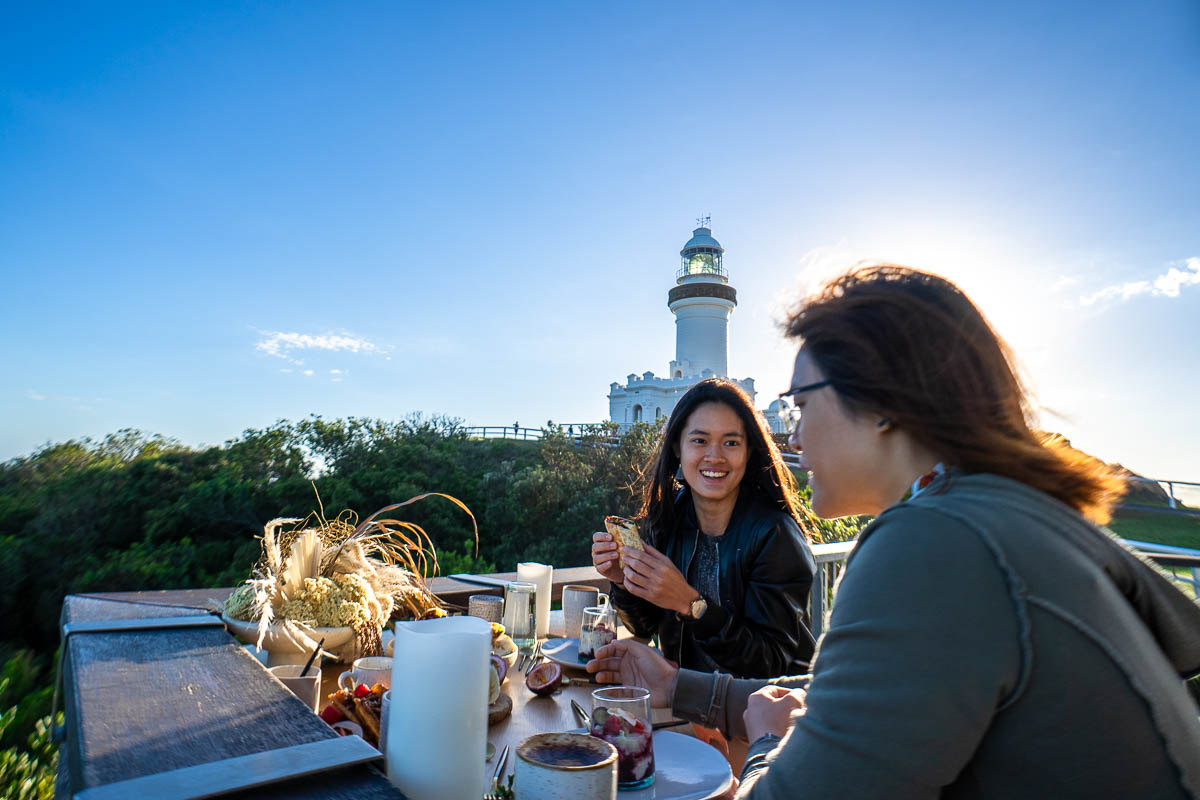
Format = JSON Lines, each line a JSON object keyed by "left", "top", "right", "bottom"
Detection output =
{"left": 1125, "top": 477, "right": 1200, "bottom": 512}
{"left": 462, "top": 426, "right": 545, "bottom": 441}
{"left": 808, "top": 540, "right": 857, "bottom": 637}
{"left": 801, "top": 537, "right": 1200, "bottom": 639}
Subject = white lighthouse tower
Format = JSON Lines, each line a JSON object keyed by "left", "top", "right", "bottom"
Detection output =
{"left": 668, "top": 218, "right": 737, "bottom": 379}
{"left": 608, "top": 219, "right": 756, "bottom": 428}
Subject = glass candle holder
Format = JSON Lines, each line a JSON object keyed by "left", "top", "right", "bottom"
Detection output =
{"left": 503, "top": 581, "right": 537, "bottom": 652}
{"left": 590, "top": 685, "right": 654, "bottom": 790}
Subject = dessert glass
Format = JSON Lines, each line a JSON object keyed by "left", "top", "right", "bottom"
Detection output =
{"left": 578, "top": 605, "right": 617, "bottom": 661}
{"left": 590, "top": 685, "right": 654, "bottom": 790}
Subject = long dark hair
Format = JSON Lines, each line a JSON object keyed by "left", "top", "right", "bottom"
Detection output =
{"left": 639, "top": 378, "right": 807, "bottom": 540}
{"left": 785, "top": 264, "right": 1124, "bottom": 523}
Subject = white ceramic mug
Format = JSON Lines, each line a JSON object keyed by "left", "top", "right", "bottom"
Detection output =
{"left": 562, "top": 585, "right": 608, "bottom": 640}
{"left": 338, "top": 656, "right": 393, "bottom": 692}
{"left": 268, "top": 664, "right": 321, "bottom": 713}
{"left": 516, "top": 732, "right": 618, "bottom": 800}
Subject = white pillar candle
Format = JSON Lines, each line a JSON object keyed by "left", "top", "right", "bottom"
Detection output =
{"left": 386, "top": 615, "right": 490, "bottom": 799}
{"left": 517, "top": 561, "right": 553, "bottom": 639}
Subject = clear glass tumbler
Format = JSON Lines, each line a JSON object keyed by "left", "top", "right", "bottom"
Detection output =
{"left": 578, "top": 604, "right": 617, "bottom": 661}
{"left": 503, "top": 581, "right": 537, "bottom": 652}
{"left": 590, "top": 685, "right": 654, "bottom": 790}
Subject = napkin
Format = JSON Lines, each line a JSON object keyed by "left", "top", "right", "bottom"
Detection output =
{"left": 386, "top": 615, "right": 490, "bottom": 799}
{"left": 518, "top": 561, "right": 553, "bottom": 639}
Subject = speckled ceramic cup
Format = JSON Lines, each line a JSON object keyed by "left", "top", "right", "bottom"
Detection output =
{"left": 515, "top": 732, "right": 618, "bottom": 799}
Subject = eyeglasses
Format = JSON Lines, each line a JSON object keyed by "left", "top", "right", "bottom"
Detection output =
{"left": 777, "top": 380, "right": 833, "bottom": 434}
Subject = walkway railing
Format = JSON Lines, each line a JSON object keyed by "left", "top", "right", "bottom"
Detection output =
{"left": 462, "top": 426, "right": 545, "bottom": 441}
{"left": 809, "top": 540, "right": 857, "bottom": 637}
{"left": 1126, "top": 477, "right": 1200, "bottom": 512}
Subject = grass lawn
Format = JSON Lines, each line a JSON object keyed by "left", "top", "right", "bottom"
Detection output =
{"left": 1107, "top": 509, "right": 1200, "bottom": 550}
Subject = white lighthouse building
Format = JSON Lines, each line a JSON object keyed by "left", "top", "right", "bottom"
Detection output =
{"left": 608, "top": 220, "right": 760, "bottom": 428}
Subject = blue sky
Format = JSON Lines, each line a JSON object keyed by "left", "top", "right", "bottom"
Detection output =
{"left": 2, "top": 1, "right": 1198, "bottom": 487}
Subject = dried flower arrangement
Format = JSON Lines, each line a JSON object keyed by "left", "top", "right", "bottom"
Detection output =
{"left": 223, "top": 492, "right": 476, "bottom": 662}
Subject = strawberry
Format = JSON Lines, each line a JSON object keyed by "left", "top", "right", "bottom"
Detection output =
{"left": 354, "top": 683, "right": 371, "bottom": 698}
{"left": 320, "top": 705, "right": 344, "bottom": 725}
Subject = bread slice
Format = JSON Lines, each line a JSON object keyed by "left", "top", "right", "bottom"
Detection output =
{"left": 604, "top": 515, "right": 644, "bottom": 569}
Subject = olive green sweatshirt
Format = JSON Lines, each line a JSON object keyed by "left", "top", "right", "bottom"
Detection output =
{"left": 671, "top": 473, "right": 1200, "bottom": 799}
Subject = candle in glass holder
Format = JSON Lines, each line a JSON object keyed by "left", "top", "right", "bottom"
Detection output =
{"left": 517, "top": 561, "right": 553, "bottom": 639}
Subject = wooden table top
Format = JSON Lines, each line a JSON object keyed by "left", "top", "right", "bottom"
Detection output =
{"left": 479, "top": 652, "right": 688, "bottom": 789}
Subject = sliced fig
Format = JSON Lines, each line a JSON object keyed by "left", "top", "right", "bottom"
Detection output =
{"left": 490, "top": 653, "right": 508, "bottom": 685}
{"left": 525, "top": 661, "right": 563, "bottom": 697}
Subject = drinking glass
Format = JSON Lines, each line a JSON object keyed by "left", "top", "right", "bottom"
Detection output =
{"left": 503, "top": 581, "right": 537, "bottom": 652}
{"left": 578, "top": 605, "right": 617, "bottom": 661}
{"left": 590, "top": 686, "right": 654, "bottom": 790}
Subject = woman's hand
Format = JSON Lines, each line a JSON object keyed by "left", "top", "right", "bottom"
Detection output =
{"left": 743, "top": 685, "right": 805, "bottom": 743}
{"left": 586, "top": 640, "right": 677, "bottom": 708}
{"left": 621, "top": 543, "right": 699, "bottom": 615}
{"left": 591, "top": 531, "right": 625, "bottom": 585}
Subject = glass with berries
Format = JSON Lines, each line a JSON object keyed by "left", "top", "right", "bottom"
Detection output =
{"left": 590, "top": 686, "right": 655, "bottom": 790}
{"left": 578, "top": 604, "right": 617, "bottom": 662}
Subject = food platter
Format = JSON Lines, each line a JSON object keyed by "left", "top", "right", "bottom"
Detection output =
{"left": 539, "top": 637, "right": 588, "bottom": 669}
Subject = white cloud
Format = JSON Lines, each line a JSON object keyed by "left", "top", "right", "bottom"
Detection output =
{"left": 255, "top": 330, "right": 382, "bottom": 363}
{"left": 28, "top": 390, "right": 45, "bottom": 401}
{"left": 303, "top": 369, "right": 314, "bottom": 376}
{"left": 1079, "top": 257, "right": 1200, "bottom": 306}
{"left": 330, "top": 369, "right": 342, "bottom": 374}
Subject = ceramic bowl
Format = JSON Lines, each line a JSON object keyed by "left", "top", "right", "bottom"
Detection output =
{"left": 493, "top": 636, "right": 519, "bottom": 670}
{"left": 516, "top": 732, "right": 618, "bottom": 799}
{"left": 221, "top": 613, "right": 357, "bottom": 666}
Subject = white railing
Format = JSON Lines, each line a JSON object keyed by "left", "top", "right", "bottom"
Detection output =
{"left": 809, "top": 540, "right": 857, "bottom": 637}
{"left": 803, "top": 537, "right": 1200, "bottom": 640}
{"left": 1126, "top": 477, "right": 1200, "bottom": 511}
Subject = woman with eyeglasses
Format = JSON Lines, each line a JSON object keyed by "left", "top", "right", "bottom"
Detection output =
{"left": 591, "top": 377, "right": 817, "bottom": 680}
{"left": 588, "top": 266, "right": 1200, "bottom": 798}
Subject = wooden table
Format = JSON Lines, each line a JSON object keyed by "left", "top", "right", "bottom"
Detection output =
{"left": 481, "top": 652, "right": 687, "bottom": 789}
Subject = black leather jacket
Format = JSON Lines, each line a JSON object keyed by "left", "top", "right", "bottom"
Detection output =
{"left": 610, "top": 490, "right": 817, "bottom": 678}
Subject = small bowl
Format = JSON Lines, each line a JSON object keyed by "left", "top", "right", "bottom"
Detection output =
{"left": 493, "top": 637, "right": 519, "bottom": 670}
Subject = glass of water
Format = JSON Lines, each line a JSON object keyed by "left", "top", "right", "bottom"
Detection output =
{"left": 503, "top": 581, "right": 537, "bottom": 652}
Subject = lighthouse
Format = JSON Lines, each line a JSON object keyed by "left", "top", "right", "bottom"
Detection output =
{"left": 608, "top": 219, "right": 757, "bottom": 428}
{"left": 668, "top": 219, "right": 737, "bottom": 379}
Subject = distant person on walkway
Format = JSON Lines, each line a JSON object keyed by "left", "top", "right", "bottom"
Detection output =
{"left": 591, "top": 378, "right": 817, "bottom": 680}
{"left": 589, "top": 265, "right": 1200, "bottom": 799}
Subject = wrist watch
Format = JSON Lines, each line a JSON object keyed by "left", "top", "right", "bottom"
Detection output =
{"left": 681, "top": 594, "right": 708, "bottom": 621}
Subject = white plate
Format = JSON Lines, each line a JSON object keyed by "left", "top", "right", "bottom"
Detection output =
{"left": 540, "top": 637, "right": 590, "bottom": 669}
{"left": 567, "top": 730, "right": 733, "bottom": 800}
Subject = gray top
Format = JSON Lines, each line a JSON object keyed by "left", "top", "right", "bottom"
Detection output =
{"left": 684, "top": 534, "right": 722, "bottom": 673}
{"left": 672, "top": 473, "right": 1200, "bottom": 799}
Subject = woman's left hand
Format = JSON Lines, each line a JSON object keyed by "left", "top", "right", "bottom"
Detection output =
{"left": 620, "top": 543, "right": 699, "bottom": 615}
{"left": 743, "top": 685, "right": 805, "bottom": 743}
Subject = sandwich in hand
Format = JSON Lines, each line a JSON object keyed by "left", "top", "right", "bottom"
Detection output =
{"left": 604, "top": 515, "right": 644, "bottom": 569}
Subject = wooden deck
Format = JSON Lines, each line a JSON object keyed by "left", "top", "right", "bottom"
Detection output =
{"left": 57, "top": 567, "right": 607, "bottom": 799}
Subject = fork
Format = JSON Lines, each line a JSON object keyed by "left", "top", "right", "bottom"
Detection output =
{"left": 484, "top": 744, "right": 510, "bottom": 799}
{"left": 523, "top": 640, "right": 543, "bottom": 675}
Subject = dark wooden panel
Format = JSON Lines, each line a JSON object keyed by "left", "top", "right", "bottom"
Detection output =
{"left": 60, "top": 594, "right": 401, "bottom": 799}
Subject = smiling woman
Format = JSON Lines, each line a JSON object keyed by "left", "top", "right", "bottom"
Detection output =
{"left": 591, "top": 378, "right": 817, "bottom": 680}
